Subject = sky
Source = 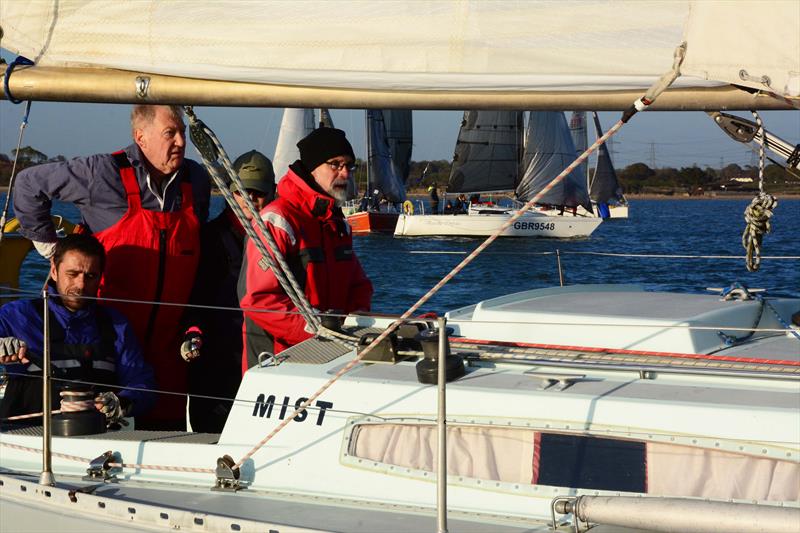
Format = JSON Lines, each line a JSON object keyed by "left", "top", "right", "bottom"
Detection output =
{"left": 2, "top": 100, "right": 797, "bottom": 173}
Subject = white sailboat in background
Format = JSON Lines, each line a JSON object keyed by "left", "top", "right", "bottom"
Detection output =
{"left": 395, "top": 110, "right": 602, "bottom": 237}
{"left": 561, "top": 111, "right": 628, "bottom": 219}
{"left": 1, "top": 1, "right": 798, "bottom": 532}
{"left": 271, "top": 108, "right": 315, "bottom": 182}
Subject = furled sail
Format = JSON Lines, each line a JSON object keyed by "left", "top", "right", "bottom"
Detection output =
{"left": 590, "top": 112, "right": 625, "bottom": 205}
{"left": 383, "top": 110, "right": 413, "bottom": 183}
{"left": 569, "top": 112, "right": 589, "bottom": 187}
{"left": 516, "top": 112, "right": 592, "bottom": 211}
{"left": 367, "top": 110, "right": 406, "bottom": 203}
{"left": 5, "top": 1, "right": 795, "bottom": 97}
{"left": 448, "top": 111, "right": 524, "bottom": 194}
{"left": 272, "top": 108, "right": 315, "bottom": 182}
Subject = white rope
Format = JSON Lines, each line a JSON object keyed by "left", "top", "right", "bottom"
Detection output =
{"left": 742, "top": 111, "right": 778, "bottom": 272}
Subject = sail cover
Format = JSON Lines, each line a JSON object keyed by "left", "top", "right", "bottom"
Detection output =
{"left": 516, "top": 112, "right": 592, "bottom": 211}
{"left": 383, "top": 111, "right": 413, "bottom": 183}
{"left": 590, "top": 112, "right": 624, "bottom": 204}
{"left": 272, "top": 108, "right": 315, "bottom": 182}
{"left": 568, "top": 112, "right": 589, "bottom": 187}
{"left": 367, "top": 110, "right": 406, "bottom": 203}
{"left": 448, "top": 111, "right": 524, "bottom": 194}
{"left": 3, "top": 1, "right": 795, "bottom": 96}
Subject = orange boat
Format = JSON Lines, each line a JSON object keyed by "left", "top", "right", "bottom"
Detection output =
{"left": 346, "top": 210, "right": 399, "bottom": 234}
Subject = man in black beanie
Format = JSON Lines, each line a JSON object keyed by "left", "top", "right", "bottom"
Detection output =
{"left": 237, "top": 128, "right": 373, "bottom": 371}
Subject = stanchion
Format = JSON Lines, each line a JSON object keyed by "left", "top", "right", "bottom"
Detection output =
{"left": 436, "top": 317, "right": 448, "bottom": 533}
{"left": 39, "top": 289, "right": 55, "bottom": 486}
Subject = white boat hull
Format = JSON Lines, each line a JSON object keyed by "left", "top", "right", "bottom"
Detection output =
{"left": 394, "top": 211, "right": 602, "bottom": 237}
{"left": 2, "top": 286, "right": 798, "bottom": 532}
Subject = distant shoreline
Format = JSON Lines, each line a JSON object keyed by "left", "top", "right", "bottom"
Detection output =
{"left": 3, "top": 186, "right": 798, "bottom": 200}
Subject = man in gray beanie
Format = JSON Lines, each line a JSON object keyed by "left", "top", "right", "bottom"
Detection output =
{"left": 238, "top": 128, "right": 373, "bottom": 371}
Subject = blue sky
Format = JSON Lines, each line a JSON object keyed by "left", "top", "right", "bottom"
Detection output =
{"left": 2, "top": 102, "right": 797, "bottom": 172}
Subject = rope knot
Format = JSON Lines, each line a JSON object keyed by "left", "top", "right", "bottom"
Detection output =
{"left": 742, "top": 193, "right": 777, "bottom": 272}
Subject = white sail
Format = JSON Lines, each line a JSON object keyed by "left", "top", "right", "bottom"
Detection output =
{"left": 568, "top": 112, "right": 589, "bottom": 186}
{"left": 516, "top": 112, "right": 592, "bottom": 211}
{"left": 2, "top": 1, "right": 795, "bottom": 99}
{"left": 272, "top": 108, "right": 315, "bottom": 182}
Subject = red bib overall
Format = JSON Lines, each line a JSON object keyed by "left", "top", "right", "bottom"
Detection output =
{"left": 94, "top": 151, "right": 200, "bottom": 427}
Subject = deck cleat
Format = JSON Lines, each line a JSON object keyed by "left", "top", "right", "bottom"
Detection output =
{"left": 212, "top": 455, "right": 244, "bottom": 492}
{"left": 82, "top": 450, "right": 118, "bottom": 482}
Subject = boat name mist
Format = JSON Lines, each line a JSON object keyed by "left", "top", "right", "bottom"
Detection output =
{"left": 251, "top": 394, "right": 334, "bottom": 425}
{"left": 513, "top": 221, "right": 555, "bottom": 231}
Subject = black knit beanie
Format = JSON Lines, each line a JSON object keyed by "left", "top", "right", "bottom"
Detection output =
{"left": 297, "top": 127, "right": 355, "bottom": 172}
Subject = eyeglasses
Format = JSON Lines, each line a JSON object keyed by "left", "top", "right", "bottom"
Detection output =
{"left": 326, "top": 160, "right": 357, "bottom": 173}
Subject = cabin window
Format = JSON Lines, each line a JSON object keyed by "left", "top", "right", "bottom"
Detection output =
{"left": 349, "top": 424, "right": 799, "bottom": 501}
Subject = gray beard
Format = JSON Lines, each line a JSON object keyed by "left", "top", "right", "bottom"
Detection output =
{"left": 329, "top": 187, "right": 348, "bottom": 206}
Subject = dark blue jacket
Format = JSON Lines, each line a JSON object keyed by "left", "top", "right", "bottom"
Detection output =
{"left": 12, "top": 144, "right": 210, "bottom": 242}
{"left": 0, "top": 287, "right": 156, "bottom": 416}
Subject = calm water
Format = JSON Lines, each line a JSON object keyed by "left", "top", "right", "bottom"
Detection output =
{"left": 5, "top": 194, "right": 799, "bottom": 314}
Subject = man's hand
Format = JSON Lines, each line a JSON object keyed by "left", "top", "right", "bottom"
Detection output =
{"left": 32, "top": 240, "right": 57, "bottom": 259}
{"left": 94, "top": 391, "right": 125, "bottom": 424}
{"left": 0, "top": 337, "right": 29, "bottom": 365}
{"left": 180, "top": 327, "right": 203, "bottom": 362}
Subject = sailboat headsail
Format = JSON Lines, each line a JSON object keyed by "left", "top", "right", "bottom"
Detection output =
{"left": 367, "top": 110, "right": 406, "bottom": 203}
{"left": 383, "top": 110, "right": 413, "bottom": 184}
{"left": 590, "top": 112, "right": 625, "bottom": 205}
{"left": 516, "top": 112, "right": 592, "bottom": 211}
{"left": 272, "top": 108, "right": 315, "bottom": 181}
{"left": 448, "top": 111, "right": 524, "bottom": 194}
{"left": 568, "top": 112, "right": 589, "bottom": 186}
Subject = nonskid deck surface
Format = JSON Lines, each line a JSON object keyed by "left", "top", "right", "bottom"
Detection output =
{"left": 0, "top": 425, "right": 220, "bottom": 443}
{"left": 274, "top": 323, "right": 800, "bottom": 376}
{"left": 0, "top": 471, "right": 546, "bottom": 533}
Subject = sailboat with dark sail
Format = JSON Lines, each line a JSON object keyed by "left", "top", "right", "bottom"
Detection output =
{"left": 346, "top": 110, "right": 410, "bottom": 234}
{"left": 394, "top": 110, "right": 602, "bottom": 237}
{"left": 589, "top": 111, "right": 629, "bottom": 218}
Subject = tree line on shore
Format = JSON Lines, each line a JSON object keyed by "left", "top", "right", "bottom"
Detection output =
{"left": 3, "top": 147, "right": 797, "bottom": 195}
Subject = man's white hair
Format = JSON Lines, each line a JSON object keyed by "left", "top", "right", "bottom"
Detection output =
{"left": 130, "top": 105, "right": 184, "bottom": 137}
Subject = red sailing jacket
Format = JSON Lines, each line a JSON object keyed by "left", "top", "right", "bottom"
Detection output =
{"left": 239, "top": 167, "right": 373, "bottom": 370}
{"left": 93, "top": 151, "right": 200, "bottom": 425}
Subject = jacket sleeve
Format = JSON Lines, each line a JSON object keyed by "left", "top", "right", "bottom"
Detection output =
{"left": 239, "top": 212, "right": 312, "bottom": 350}
{"left": 346, "top": 256, "right": 373, "bottom": 313}
{"left": 12, "top": 155, "right": 104, "bottom": 242}
{"left": 109, "top": 310, "right": 156, "bottom": 417}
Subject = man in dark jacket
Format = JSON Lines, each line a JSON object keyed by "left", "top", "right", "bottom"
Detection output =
{"left": 0, "top": 234, "right": 155, "bottom": 423}
{"left": 183, "top": 150, "right": 275, "bottom": 433}
{"left": 238, "top": 128, "right": 373, "bottom": 373}
{"left": 12, "top": 105, "right": 210, "bottom": 430}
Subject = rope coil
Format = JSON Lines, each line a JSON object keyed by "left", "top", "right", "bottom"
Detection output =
{"left": 742, "top": 110, "right": 777, "bottom": 272}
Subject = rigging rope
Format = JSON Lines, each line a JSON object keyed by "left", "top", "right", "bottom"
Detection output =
{"left": 741, "top": 111, "right": 777, "bottom": 272}
{"left": 183, "top": 107, "right": 324, "bottom": 336}
{"left": 0, "top": 56, "right": 35, "bottom": 245}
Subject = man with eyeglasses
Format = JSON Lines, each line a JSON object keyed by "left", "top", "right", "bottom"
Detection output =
{"left": 182, "top": 150, "right": 275, "bottom": 432}
{"left": 238, "top": 128, "right": 373, "bottom": 372}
